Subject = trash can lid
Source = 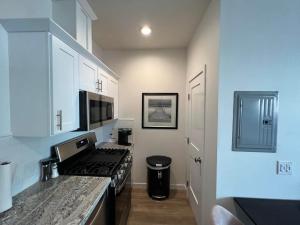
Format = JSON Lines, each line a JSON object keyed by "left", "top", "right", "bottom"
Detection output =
{"left": 146, "top": 155, "right": 172, "bottom": 167}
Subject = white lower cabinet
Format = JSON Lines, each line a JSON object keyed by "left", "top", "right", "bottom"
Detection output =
{"left": 9, "top": 32, "right": 79, "bottom": 137}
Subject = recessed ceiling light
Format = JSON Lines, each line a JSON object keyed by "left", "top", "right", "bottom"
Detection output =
{"left": 141, "top": 25, "right": 152, "bottom": 36}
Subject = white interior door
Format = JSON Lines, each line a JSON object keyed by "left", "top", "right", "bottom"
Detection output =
{"left": 187, "top": 71, "right": 206, "bottom": 225}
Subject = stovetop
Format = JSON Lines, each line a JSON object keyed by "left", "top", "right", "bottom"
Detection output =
{"left": 58, "top": 148, "right": 129, "bottom": 177}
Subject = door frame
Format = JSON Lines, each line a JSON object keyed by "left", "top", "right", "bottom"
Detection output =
{"left": 186, "top": 65, "right": 207, "bottom": 225}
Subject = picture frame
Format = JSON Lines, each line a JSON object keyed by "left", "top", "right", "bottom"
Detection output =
{"left": 142, "top": 93, "right": 178, "bottom": 129}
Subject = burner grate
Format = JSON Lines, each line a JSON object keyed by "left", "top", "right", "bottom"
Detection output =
{"left": 63, "top": 161, "right": 117, "bottom": 176}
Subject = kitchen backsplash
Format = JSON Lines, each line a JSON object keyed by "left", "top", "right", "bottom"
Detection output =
{"left": 0, "top": 122, "right": 115, "bottom": 196}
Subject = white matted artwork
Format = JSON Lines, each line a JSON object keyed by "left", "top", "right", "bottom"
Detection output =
{"left": 142, "top": 93, "right": 178, "bottom": 129}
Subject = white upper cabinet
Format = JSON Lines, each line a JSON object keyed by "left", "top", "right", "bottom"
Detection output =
{"left": 97, "top": 68, "right": 109, "bottom": 96}
{"left": 2, "top": 18, "right": 119, "bottom": 136}
{"left": 78, "top": 58, "right": 119, "bottom": 119}
{"left": 8, "top": 32, "right": 79, "bottom": 137}
{"left": 76, "top": 1, "right": 92, "bottom": 51}
{"left": 79, "top": 57, "right": 116, "bottom": 98}
{"left": 79, "top": 55, "right": 98, "bottom": 93}
{"left": 52, "top": 36, "right": 79, "bottom": 135}
{"left": 108, "top": 77, "right": 119, "bottom": 119}
{"left": 52, "top": 0, "right": 97, "bottom": 52}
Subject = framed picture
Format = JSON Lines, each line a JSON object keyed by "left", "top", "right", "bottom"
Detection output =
{"left": 142, "top": 93, "right": 178, "bottom": 129}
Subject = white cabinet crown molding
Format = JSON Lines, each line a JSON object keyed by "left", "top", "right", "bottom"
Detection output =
{"left": 0, "top": 18, "right": 119, "bottom": 80}
{"left": 52, "top": 0, "right": 97, "bottom": 20}
{"left": 77, "top": 0, "right": 98, "bottom": 20}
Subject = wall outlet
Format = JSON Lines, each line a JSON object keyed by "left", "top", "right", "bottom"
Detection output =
{"left": 277, "top": 161, "right": 292, "bottom": 175}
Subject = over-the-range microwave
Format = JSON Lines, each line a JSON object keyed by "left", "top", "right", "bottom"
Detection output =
{"left": 78, "top": 90, "right": 114, "bottom": 131}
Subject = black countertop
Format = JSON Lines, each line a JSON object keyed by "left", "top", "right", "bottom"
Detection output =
{"left": 234, "top": 198, "right": 300, "bottom": 225}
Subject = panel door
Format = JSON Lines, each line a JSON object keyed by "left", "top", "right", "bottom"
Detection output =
{"left": 187, "top": 72, "right": 206, "bottom": 225}
{"left": 108, "top": 77, "right": 119, "bottom": 119}
{"left": 79, "top": 56, "right": 98, "bottom": 93}
{"left": 51, "top": 35, "right": 79, "bottom": 135}
{"left": 76, "top": 2, "right": 88, "bottom": 49}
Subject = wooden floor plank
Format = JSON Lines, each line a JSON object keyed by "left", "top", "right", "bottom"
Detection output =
{"left": 127, "top": 188, "right": 197, "bottom": 225}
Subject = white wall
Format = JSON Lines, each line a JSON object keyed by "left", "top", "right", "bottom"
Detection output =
{"left": 0, "top": 0, "right": 52, "bottom": 18}
{"left": 0, "top": 25, "right": 10, "bottom": 137}
{"left": 92, "top": 40, "right": 105, "bottom": 60}
{"left": 217, "top": 0, "right": 300, "bottom": 206}
{"left": 102, "top": 49, "right": 187, "bottom": 187}
{"left": 186, "top": 0, "right": 220, "bottom": 224}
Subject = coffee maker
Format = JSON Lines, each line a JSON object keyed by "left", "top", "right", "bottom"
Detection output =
{"left": 118, "top": 128, "right": 132, "bottom": 146}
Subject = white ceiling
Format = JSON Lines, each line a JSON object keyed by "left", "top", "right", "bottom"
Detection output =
{"left": 88, "top": 0, "right": 210, "bottom": 50}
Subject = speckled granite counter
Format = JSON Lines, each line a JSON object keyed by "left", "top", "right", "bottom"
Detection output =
{"left": 0, "top": 176, "right": 111, "bottom": 225}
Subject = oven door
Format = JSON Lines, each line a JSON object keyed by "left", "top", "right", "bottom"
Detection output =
{"left": 115, "top": 171, "right": 132, "bottom": 225}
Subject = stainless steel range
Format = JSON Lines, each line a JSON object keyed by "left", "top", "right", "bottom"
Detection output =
{"left": 51, "top": 132, "right": 132, "bottom": 225}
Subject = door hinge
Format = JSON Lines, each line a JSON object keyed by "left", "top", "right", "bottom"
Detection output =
{"left": 186, "top": 137, "right": 190, "bottom": 145}
{"left": 188, "top": 94, "right": 191, "bottom": 101}
{"left": 186, "top": 180, "right": 189, "bottom": 187}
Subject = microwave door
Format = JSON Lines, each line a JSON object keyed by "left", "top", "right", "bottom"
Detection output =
{"left": 101, "top": 101, "right": 108, "bottom": 122}
{"left": 89, "top": 93, "right": 102, "bottom": 130}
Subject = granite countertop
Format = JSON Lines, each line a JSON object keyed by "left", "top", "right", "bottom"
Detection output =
{"left": 0, "top": 176, "right": 111, "bottom": 225}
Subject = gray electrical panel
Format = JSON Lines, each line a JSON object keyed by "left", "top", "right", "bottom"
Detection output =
{"left": 232, "top": 91, "right": 279, "bottom": 152}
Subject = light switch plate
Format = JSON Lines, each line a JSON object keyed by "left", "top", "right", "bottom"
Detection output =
{"left": 277, "top": 161, "right": 292, "bottom": 175}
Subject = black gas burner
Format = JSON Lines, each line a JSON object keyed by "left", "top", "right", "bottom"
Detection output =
{"left": 62, "top": 161, "right": 117, "bottom": 176}
{"left": 58, "top": 148, "right": 129, "bottom": 177}
{"left": 96, "top": 148, "right": 127, "bottom": 156}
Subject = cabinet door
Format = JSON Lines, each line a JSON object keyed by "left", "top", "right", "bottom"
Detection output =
{"left": 113, "top": 79, "right": 119, "bottom": 119}
{"left": 97, "top": 67, "right": 109, "bottom": 95}
{"left": 52, "top": 35, "right": 79, "bottom": 135}
{"left": 108, "top": 77, "right": 119, "bottom": 119}
{"left": 79, "top": 56, "right": 98, "bottom": 93}
{"left": 76, "top": 2, "right": 88, "bottom": 49}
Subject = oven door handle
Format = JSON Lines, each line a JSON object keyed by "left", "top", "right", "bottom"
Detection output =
{"left": 116, "top": 165, "right": 132, "bottom": 195}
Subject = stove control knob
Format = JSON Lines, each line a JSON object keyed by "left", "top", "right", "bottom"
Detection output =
{"left": 111, "top": 176, "right": 118, "bottom": 187}
{"left": 118, "top": 174, "right": 123, "bottom": 180}
{"left": 126, "top": 155, "right": 132, "bottom": 162}
{"left": 128, "top": 155, "right": 133, "bottom": 161}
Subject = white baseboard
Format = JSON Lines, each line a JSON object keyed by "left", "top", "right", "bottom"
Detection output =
{"left": 132, "top": 182, "right": 187, "bottom": 190}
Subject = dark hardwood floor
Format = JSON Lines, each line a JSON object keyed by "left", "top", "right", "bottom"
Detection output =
{"left": 127, "top": 188, "right": 197, "bottom": 225}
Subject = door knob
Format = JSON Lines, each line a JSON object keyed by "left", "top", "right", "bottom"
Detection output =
{"left": 194, "top": 157, "right": 202, "bottom": 164}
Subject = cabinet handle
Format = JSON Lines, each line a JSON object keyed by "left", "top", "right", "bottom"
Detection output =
{"left": 56, "top": 110, "right": 62, "bottom": 131}
{"left": 100, "top": 81, "right": 103, "bottom": 92}
{"left": 96, "top": 79, "right": 100, "bottom": 92}
{"left": 194, "top": 157, "right": 202, "bottom": 164}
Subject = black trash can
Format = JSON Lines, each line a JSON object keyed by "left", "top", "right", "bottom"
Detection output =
{"left": 146, "top": 155, "right": 172, "bottom": 200}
